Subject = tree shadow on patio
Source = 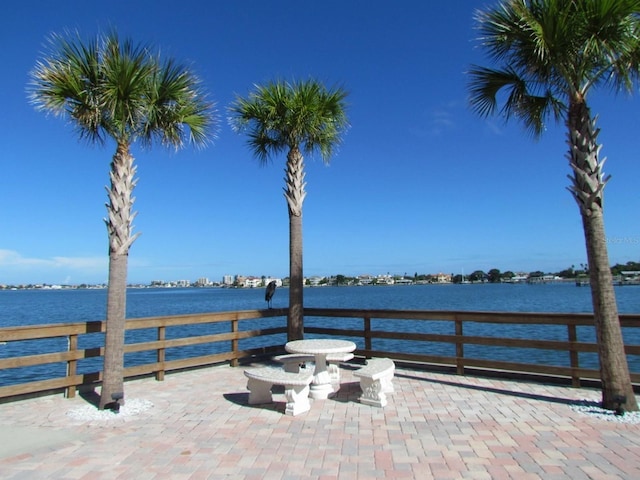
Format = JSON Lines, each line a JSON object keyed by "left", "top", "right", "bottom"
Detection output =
{"left": 396, "top": 371, "right": 598, "bottom": 407}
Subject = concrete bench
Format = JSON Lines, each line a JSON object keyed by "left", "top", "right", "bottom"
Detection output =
{"left": 353, "top": 358, "right": 395, "bottom": 407}
{"left": 273, "top": 352, "right": 355, "bottom": 389}
{"left": 273, "top": 353, "right": 315, "bottom": 373}
{"left": 244, "top": 366, "right": 313, "bottom": 416}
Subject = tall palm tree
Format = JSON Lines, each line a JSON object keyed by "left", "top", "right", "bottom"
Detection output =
{"left": 29, "top": 31, "right": 215, "bottom": 409}
{"left": 468, "top": 0, "right": 639, "bottom": 411}
{"left": 229, "top": 79, "right": 348, "bottom": 341}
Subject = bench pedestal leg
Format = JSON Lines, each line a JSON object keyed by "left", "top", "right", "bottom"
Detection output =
{"left": 328, "top": 362, "right": 340, "bottom": 390}
{"left": 283, "top": 363, "right": 298, "bottom": 373}
{"left": 381, "top": 374, "right": 394, "bottom": 394}
{"left": 247, "top": 378, "right": 273, "bottom": 404}
{"left": 358, "top": 378, "right": 387, "bottom": 407}
{"left": 284, "top": 384, "right": 311, "bottom": 416}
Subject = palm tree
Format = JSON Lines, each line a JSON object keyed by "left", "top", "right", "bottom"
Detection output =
{"left": 468, "top": 0, "right": 639, "bottom": 412}
{"left": 29, "top": 31, "right": 215, "bottom": 409}
{"left": 229, "top": 79, "right": 348, "bottom": 341}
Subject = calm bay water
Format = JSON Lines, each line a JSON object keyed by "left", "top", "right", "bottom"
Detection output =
{"left": 2, "top": 282, "right": 640, "bottom": 328}
{"left": 1, "top": 284, "right": 639, "bottom": 386}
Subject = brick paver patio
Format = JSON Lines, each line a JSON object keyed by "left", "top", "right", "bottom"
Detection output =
{"left": 1, "top": 363, "right": 638, "bottom": 479}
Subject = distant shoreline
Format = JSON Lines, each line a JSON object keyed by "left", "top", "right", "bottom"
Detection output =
{"left": 5, "top": 277, "right": 640, "bottom": 292}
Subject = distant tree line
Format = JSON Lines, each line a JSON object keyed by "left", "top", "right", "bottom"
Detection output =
{"left": 4, "top": 261, "right": 639, "bottom": 291}
{"left": 326, "top": 260, "right": 640, "bottom": 286}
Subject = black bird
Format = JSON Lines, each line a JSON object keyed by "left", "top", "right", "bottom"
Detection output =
{"left": 265, "top": 281, "right": 277, "bottom": 308}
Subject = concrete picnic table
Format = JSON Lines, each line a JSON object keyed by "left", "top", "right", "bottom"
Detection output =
{"left": 285, "top": 339, "right": 356, "bottom": 399}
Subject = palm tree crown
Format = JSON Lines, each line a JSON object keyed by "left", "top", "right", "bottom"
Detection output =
{"left": 469, "top": 0, "right": 640, "bottom": 136}
{"left": 29, "top": 31, "right": 213, "bottom": 149}
{"left": 230, "top": 79, "right": 348, "bottom": 164}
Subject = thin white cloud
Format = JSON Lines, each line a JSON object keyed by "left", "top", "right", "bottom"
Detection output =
{"left": 50, "top": 256, "right": 107, "bottom": 269}
{"left": 0, "top": 249, "right": 50, "bottom": 267}
{"left": 0, "top": 249, "right": 108, "bottom": 284}
{"left": 410, "top": 102, "right": 462, "bottom": 138}
{"left": 431, "top": 109, "right": 455, "bottom": 129}
{"left": 0, "top": 249, "right": 105, "bottom": 269}
{"left": 484, "top": 119, "right": 504, "bottom": 136}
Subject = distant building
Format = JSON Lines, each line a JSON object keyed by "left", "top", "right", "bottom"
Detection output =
{"left": 243, "top": 276, "right": 261, "bottom": 288}
{"left": 620, "top": 271, "right": 640, "bottom": 285}
{"left": 306, "top": 276, "right": 324, "bottom": 286}
{"left": 376, "top": 275, "right": 394, "bottom": 285}
{"left": 621, "top": 271, "right": 640, "bottom": 278}
{"left": 510, "top": 273, "right": 529, "bottom": 283}
{"left": 527, "top": 274, "right": 560, "bottom": 284}
{"left": 433, "top": 273, "right": 452, "bottom": 284}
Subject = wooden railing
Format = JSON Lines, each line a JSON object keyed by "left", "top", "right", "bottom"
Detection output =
{"left": 0, "top": 308, "right": 288, "bottom": 401}
{"left": 1, "top": 308, "right": 639, "bottom": 402}
{"left": 304, "top": 308, "right": 640, "bottom": 387}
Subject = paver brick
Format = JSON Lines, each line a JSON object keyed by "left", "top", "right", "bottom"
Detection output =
{"left": 1, "top": 363, "right": 639, "bottom": 479}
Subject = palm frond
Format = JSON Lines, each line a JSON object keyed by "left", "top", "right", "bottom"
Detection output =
{"left": 28, "top": 31, "right": 106, "bottom": 144}
{"left": 28, "top": 30, "right": 217, "bottom": 150}
{"left": 228, "top": 79, "right": 349, "bottom": 165}
{"left": 469, "top": 0, "right": 640, "bottom": 136}
{"left": 468, "top": 62, "right": 564, "bottom": 138}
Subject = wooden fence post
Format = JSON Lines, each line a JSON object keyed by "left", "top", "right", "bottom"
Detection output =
{"left": 364, "top": 315, "right": 372, "bottom": 357}
{"left": 568, "top": 324, "right": 580, "bottom": 387}
{"left": 455, "top": 317, "right": 464, "bottom": 375}
{"left": 231, "top": 315, "right": 239, "bottom": 367}
{"left": 66, "top": 334, "right": 77, "bottom": 398}
{"left": 156, "top": 326, "right": 166, "bottom": 381}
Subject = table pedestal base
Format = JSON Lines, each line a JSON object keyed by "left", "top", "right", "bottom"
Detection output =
{"left": 310, "top": 360, "right": 334, "bottom": 399}
{"left": 309, "top": 381, "right": 335, "bottom": 400}
{"left": 284, "top": 340, "right": 356, "bottom": 400}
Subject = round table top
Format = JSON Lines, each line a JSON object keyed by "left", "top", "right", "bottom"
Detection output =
{"left": 285, "top": 339, "right": 356, "bottom": 355}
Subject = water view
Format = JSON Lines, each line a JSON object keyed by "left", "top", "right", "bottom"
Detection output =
{"left": 1, "top": 283, "right": 639, "bottom": 386}
{"left": 2, "top": 282, "right": 640, "bottom": 328}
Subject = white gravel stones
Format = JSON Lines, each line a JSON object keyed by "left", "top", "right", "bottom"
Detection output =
{"left": 570, "top": 397, "right": 640, "bottom": 424}
{"left": 66, "top": 398, "right": 154, "bottom": 423}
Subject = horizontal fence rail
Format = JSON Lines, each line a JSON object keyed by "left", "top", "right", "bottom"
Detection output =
{"left": 304, "top": 308, "right": 640, "bottom": 387}
{"left": 1, "top": 308, "right": 639, "bottom": 402}
{"left": 0, "top": 308, "right": 288, "bottom": 401}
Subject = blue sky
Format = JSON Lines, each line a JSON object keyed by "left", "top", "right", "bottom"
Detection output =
{"left": 1, "top": 0, "right": 639, "bottom": 285}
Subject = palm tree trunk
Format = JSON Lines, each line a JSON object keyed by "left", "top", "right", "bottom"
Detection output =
{"left": 288, "top": 211, "right": 304, "bottom": 341}
{"left": 568, "top": 101, "right": 638, "bottom": 412}
{"left": 99, "top": 143, "right": 140, "bottom": 409}
{"left": 284, "top": 147, "right": 306, "bottom": 341}
{"left": 580, "top": 209, "right": 638, "bottom": 411}
{"left": 100, "top": 253, "right": 128, "bottom": 409}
